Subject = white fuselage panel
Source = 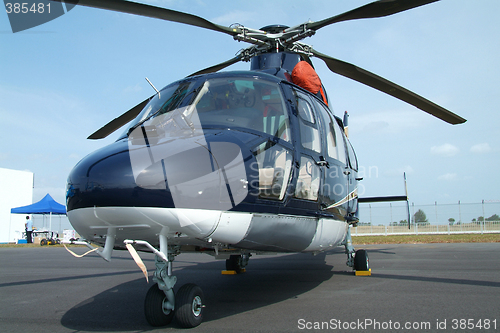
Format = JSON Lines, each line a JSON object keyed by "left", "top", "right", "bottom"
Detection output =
{"left": 68, "top": 207, "right": 348, "bottom": 253}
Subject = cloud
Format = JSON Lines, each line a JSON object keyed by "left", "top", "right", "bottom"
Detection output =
{"left": 123, "top": 84, "right": 142, "bottom": 94}
{"left": 361, "top": 120, "right": 389, "bottom": 133}
{"left": 373, "top": 28, "right": 403, "bottom": 48}
{"left": 430, "top": 143, "right": 459, "bottom": 157}
{"left": 470, "top": 143, "right": 491, "bottom": 154}
{"left": 384, "top": 165, "right": 414, "bottom": 177}
{"left": 350, "top": 109, "right": 428, "bottom": 135}
{"left": 438, "top": 173, "right": 457, "bottom": 181}
{"left": 211, "top": 10, "right": 257, "bottom": 26}
{"left": 141, "top": 0, "right": 177, "bottom": 6}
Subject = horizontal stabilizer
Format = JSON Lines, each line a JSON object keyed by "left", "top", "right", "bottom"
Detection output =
{"left": 358, "top": 195, "right": 408, "bottom": 203}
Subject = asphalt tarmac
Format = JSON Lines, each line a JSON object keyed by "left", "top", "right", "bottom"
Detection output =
{"left": 1, "top": 243, "right": 499, "bottom": 332}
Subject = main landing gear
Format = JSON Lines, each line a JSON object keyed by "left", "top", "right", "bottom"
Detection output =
{"left": 342, "top": 226, "right": 370, "bottom": 275}
{"left": 124, "top": 232, "right": 205, "bottom": 328}
{"left": 225, "top": 253, "right": 250, "bottom": 273}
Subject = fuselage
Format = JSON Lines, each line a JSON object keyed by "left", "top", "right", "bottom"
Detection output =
{"left": 66, "top": 59, "right": 359, "bottom": 253}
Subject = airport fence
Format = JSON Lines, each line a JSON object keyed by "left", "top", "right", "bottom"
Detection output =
{"left": 352, "top": 221, "right": 500, "bottom": 236}
{"left": 356, "top": 200, "right": 500, "bottom": 236}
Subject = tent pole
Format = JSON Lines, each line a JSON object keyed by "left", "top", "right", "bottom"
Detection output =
{"left": 8, "top": 214, "right": 12, "bottom": 243}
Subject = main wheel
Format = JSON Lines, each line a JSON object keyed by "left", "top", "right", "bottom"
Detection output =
{"left": 354, "top": 249, "right": 369, "bottom": 271}
{"left": 226, "top": 255, "right": 243, "bottom": 273}
{"left": 175, "top": 283, "right": 204, "bottom": 328}
{"left": 40, "top": 239, "right": 47, "bottom": 246}
{"left": 144, "top": 284, "right": 175, "bottom": 327}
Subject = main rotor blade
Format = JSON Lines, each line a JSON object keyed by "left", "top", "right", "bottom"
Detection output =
{"left": 53, "top": 0, "right": 241, "bottom": 36}
{"left": 187, "top": 55, "right": 243, "bottom": 77}
{"left": 311, "top": 49, "right": 466, "bottom": 124}
{"left": 87, "top": 97, "right": 151, "bottom": 139}
{"left": 307, "top": 0, "right": 439, "bottom": 31}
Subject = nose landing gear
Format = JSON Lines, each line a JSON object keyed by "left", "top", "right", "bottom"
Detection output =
{"left": 125, "top": 234, "right": 205, "bottom": 328}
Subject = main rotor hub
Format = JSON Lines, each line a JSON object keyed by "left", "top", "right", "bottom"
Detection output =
{"left": 260, "top": 25, "right": 290, "bottom": 34}
{"left": 234, "top": 23, "right": 315, "bottom": 62}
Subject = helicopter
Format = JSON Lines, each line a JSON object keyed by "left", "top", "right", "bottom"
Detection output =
{"left": 57, "top": 0, "right": 466, "bottom": 328}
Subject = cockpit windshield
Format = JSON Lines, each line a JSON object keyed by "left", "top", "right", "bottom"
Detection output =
{"left": 121, "top": 81, "right": 198, "bottom": 138}
{"left": 122, "top": 77, "right": 291, "bottom": 141}
{"left": 194, "top": 78, "right": 290, "bottom": 141}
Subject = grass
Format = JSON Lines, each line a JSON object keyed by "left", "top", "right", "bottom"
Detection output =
{"left": 0, "top": 243, "right": 84, "bottom": 248}
{"left": 352, "top": 233, "right": 500, "bottom": 245}
{"left": 2, "top": 233, "right": 499, "bottom": 248}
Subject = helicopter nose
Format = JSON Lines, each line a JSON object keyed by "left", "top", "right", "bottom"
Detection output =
{"left": 66, "top": 139, "right": 167, "bottom": 211}
{"left": 66, "top": 134, "right": 250, "bottom": 212}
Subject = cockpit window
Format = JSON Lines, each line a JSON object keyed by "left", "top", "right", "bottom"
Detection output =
{"left": 124, "top": 77, "right": 291, "bottom": 142}
{"left": 195, "top": 78, "right": 291, "bottom": 141}
{"left": 120, "top": 81, "right": 198, "bottom": 138}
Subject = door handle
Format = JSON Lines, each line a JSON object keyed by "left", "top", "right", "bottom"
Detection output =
{"left": 316, "top": 160, "right": 328, "bottom": 167}
{"left": 316, "top": 156, "right": 329, "bottom": 168}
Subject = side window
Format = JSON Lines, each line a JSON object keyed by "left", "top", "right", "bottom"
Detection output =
{"left": 315, "top": 102, "right": 347, "bottom": 165}
{"left": 332, "top": 119, "right": 347, "bottom": 165}
{"left": 294, "top": 156, "right": 320, "bottom": 201}
{"left": 295, "top": 92, "right": 321, "bottom": 153}
{"left": 346, "top": 139, "right": 358, "bottom": 171}
{"left": 252, "top": 142, "right": 293, "bottom": 200}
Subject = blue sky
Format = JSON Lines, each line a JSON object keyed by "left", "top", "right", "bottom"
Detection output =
{"left": 1, "top": 0, "right": 499, "bottom": 210}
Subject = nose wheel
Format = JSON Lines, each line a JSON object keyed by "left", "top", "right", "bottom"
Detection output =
{"left": 144, "top": 284, "right": 175, "bottom": 326}
{"left": 175, "top": 283, "right": 205, "bottom": 328}
{"left": 144, "top": 282, "right": 205, "bottom": 328}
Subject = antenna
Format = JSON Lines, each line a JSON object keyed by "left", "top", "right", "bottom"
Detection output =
{"left": 145, "top": 77, "right": 159, "bottom": 93}
{"left": 343, "top": 111, "right": 349, "bottom": 138}
{"left": 404, "top": 172, "right": 410, "bottom": 230}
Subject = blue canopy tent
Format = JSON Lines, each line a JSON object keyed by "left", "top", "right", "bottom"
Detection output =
{"left": 11, "top": 194, "right": 66, "bottom": 233}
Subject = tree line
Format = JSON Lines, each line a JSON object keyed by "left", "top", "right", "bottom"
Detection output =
{"left": 384, "top": 210, "right": 500, "bottom": 226}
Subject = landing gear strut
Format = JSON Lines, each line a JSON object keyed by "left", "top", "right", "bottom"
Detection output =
{"left": 125, "top": 232, "right": 205, "bottom": 328}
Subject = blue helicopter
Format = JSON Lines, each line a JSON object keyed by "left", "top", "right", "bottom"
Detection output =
{"left": 59, "top": 0, "right": 466, "bottom": 328}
